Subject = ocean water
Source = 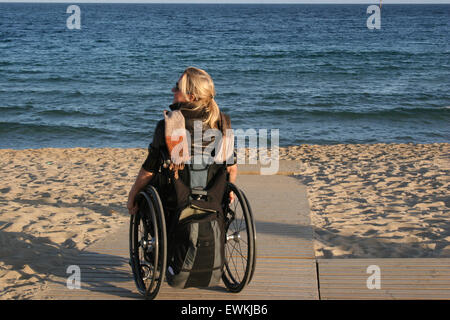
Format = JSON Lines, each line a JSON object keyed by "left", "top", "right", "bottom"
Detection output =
{"left": 0, "top": 3, "right": 449, "bottom": 149}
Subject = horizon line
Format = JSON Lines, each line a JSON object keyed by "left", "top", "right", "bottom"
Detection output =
{"left": 1, "top": 1, "right": 450, "bottom": 4}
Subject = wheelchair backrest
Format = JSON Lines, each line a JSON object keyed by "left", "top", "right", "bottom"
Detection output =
{"left": 189, "top": 161, "right": 209, "bottom": 197}
{"left": 158, "top": 148, "right": 227, "bottom": 212}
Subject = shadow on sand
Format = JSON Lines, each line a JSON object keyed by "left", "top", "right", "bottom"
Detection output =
{"left": 0, "top": 227, "right": 139, "bottom": 299}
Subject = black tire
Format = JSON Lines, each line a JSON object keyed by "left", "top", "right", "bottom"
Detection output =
{"left": 241, "top": 190, "right": 256, "bottom": 284}
{"left": 129, "top": 185, "right": 167, "bottom": 300}
{"left": 222, "top": 183, "right": 256, "bottom": 293}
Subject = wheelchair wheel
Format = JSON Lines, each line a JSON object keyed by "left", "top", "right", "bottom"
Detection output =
{"left": 129, "top": 185, "right": 167, "bottom": 300}
{"left": 222, "top": 183, "right": 256, "bottom": 293}
{"left": 241, "top": 190, "right": 257, "bottom": 284}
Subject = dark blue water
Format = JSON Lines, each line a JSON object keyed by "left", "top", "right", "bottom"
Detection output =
{"left": 0, "top": 3, "right": 449, "bottom": 149}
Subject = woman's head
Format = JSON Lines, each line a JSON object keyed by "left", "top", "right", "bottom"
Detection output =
{"left": 172, "top": 67, "right": 220, "bottom": 128}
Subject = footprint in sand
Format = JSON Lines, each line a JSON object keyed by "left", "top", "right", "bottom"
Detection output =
{"left": 0, "top": 187, "right": 11, "bottom": 194}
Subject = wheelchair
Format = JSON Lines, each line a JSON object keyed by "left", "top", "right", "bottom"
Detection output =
{"left": 129, "top": 154, "right": 257, "bottom": 300}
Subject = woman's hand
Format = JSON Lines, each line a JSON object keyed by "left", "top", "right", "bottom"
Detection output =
{"left": 127, "top": 168, "right": 154, "bottom": 215}
{"left": 127, "top": 198, "right": 139, "bottom": 215}
{"left": 229, "top": 191, "right": 235, "bottom": 203}
{"left": 127, "top": 194, "right": 138, "bottom": 215}
{"left": 227, "top": 164, "right": 237, "bottom": 204}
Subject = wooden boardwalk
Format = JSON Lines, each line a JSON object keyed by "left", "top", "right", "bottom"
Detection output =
{"left": 36, "top": 174, "right": 319, "bottom": 300}
{"left": 34, "top": 162, "right": 450, "bottom": 300}
{"left": 317, "top": 258, "right": 450, "bottom": 300}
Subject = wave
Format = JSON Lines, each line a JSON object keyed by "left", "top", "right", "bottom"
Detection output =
{"left": 308, "top": 107, "right": 450, "bottom": 119}
{"left": 0, "top": 105, "right": 34, "bottom": 112}
{"left": 5, "top": 69, "right": 46, "bottom": 75}
{"left": 0, "top": 61, "right": 14, "bottom": 66}
{"left": 0, "top": 121, "right": 111, "bottom": 136}
{"left": 226, "top": 49, "right": 430, "bottom": 61}
{"left": 0, "top": 88, "right": 85, "bottom": 97}
{"left": 36, "top": 109, "right": 105, "bottom": 117}
{"left": 298, "top": 49, "right": 432, "bottom": 58}
{"left": 251, "top": 106, "right": 450, "bottom": 120}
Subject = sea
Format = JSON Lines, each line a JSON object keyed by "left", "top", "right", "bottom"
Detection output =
{"left": 0, "top": 3, "right": 449, "bottom": 149}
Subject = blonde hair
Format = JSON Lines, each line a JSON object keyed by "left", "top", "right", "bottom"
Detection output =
{"left": 178, "top": 67, "right": 220, "bottom": 129}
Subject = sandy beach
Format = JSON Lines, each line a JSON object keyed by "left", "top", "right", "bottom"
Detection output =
{"left": 0, "top": 143, "right": 449, "bottom": 299}
{"left": 0, "top": 148, "right": 140, "bottom": 299}
{"left": 279, "top": 143, "right": 450, "bottom": 259}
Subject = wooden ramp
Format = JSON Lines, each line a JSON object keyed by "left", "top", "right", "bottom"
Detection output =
{"left": 317, "top": 258, "right": 450, "bottom": 300}
{"left": 36, "top": 174, "right": 319, "bottom": 300}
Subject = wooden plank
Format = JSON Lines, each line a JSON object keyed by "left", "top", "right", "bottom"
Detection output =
{"left": 317, "top": 258, "right": 450, "bottom": 300}
{"left": 318, "top": 258, "right": 450, "bottom": 266}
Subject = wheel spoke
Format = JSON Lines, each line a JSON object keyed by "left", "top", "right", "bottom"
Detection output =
{"left": 130, "top": 189, "right": 166, "bottom": 299}
{"left": 222, "top": 184, "right": 255, "bottom": 293}
{"left": 229, "top": 241, "right": 248, "bottom": 262}
{"left": 228, "top": 242, "right": 241, "bottom": 283}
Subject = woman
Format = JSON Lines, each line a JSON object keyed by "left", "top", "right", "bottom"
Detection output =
{"left": 127, "top": 67, "right": 237, "bottom": 215}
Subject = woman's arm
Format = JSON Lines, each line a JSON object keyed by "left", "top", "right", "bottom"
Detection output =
{"left": 129, "top": 120, "right": 164, "bottom": 214}
{"left": 227, "top": 164, "right": 238, "bottom": 202}
{"left": 127, "top": 167, "right": 154, "bottom": 215}
{"left": 227, "top": 164, "right": 237, "bottom": 184}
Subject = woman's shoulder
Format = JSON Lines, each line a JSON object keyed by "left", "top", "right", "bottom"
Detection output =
{"left": 156, "top": 119, "right": 165, "bottom": 128}
{"left": 152, "top": 119, "right": 165, "bottom": 135}
{"left": 147, "top": 119, "right": 165, "bottom": 149}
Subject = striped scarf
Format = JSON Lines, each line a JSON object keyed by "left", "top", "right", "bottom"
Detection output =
{"left": 164, "top": 109, "right": 234, "bottom": 165}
